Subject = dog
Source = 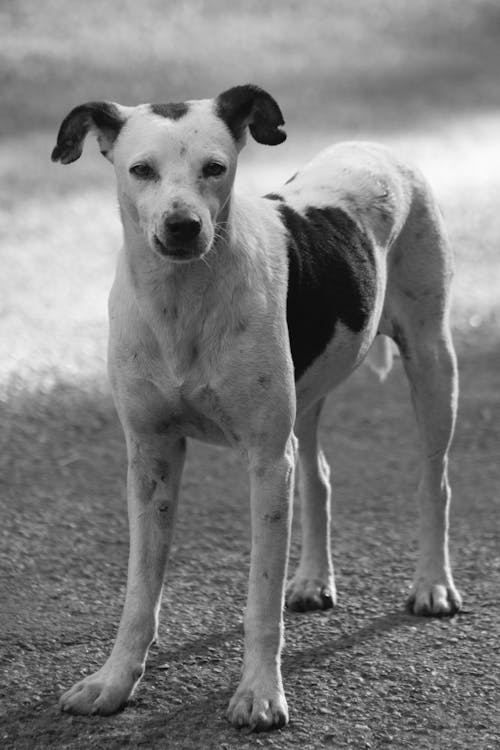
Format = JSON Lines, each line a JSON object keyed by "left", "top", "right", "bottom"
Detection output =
{"left": 51, "top": 84, "right": 461, "bottom": 731}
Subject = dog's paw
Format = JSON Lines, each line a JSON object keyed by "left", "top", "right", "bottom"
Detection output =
{"left": 227, "top": 681, "right": 288, "bottom": 731}
{"left": 59, "top": 663, "right": 143, "bottom": 715}
{"left": 406, "top": 579, "right": 462, "bottom": 617}
{"left": 286, "top": 575, "right": 336, "bottom": 612}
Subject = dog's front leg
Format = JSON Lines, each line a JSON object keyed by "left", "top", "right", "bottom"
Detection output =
{"left": 228, "top": 435, "right": 297, "bottom": 731}
{"left": 60, "top": 432, "right": 186, "bottom": 715}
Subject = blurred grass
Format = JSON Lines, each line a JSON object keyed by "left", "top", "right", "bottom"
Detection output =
{"left": 2, "top": 0, "right": 500, "bottom": 135}
{"left": 1, "top": 0, "right": 500, "bottom": 389}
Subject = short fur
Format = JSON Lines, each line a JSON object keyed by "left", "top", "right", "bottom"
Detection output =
{"left": 52, "top": 85, "right": 461, "bottom": 732}
{"left": 150, "top": 102, "right": 189, "bottom": 120}
{"left": 281, "top": 204, "right": 377, "bottom": 380}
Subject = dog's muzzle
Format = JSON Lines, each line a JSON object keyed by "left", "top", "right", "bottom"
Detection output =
{"left": 153, "top": 210, "right": 206, "bottom": 262}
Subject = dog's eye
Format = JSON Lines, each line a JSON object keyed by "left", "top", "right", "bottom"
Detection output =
{"left": 129, "top": 163, "right": 156, "bottom": 179}
{"left": 203, "top": 162, "right": 227, "bottom": 178}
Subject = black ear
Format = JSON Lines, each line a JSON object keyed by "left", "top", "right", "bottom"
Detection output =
{"left": 215, "top": 84, "right": 286, "bottom": 146}
{"left": 51, "top": 101, "right": 127, "bottom": 164}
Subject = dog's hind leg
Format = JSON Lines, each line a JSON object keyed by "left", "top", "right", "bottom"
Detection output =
{"left": 396, "top": 319, "right": 461, "bottom": 615}
{"left": 286, "top": 398, "right": 336, "bottom": 611}
{"left": 385, "top": 191, "right": 461, "bottom": 616}
{"left": 60, "top": 432, "right": 186, "bottom": 714}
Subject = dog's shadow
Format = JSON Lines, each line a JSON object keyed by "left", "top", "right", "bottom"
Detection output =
{"left": 143, "top": 608, "right": 432, "bottom": 729}
{"left": 284, "top": 608, "right": 424, "bottom": 670}
{"left": 6, "top": 610, "right": 437, "bottom": 746}
{"left": 151, "top": 608, "right": 428, "bottom": 669}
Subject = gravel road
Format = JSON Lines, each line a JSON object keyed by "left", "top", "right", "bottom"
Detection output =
{"left": 1, "top": 340, "right": 499, "bottom": 749}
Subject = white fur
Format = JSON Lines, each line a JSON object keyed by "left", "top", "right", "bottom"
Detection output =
{"left": 55, "top": 98, "right": 461, "bottom": 731}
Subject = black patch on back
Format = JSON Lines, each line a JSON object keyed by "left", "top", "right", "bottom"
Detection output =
{"left": 150, "top": 102, "right": 189, "bottom": 120}
{"left": 285, "top": 172, "right": 298, "bottom": 184}
{"left": 279, "top": 204, "right": 377, "bottom": 380}
{"left": 264, "top": 193, "right": 283, "bottom": 201}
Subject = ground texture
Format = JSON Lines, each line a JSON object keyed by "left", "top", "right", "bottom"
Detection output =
{"left": 2, "top": 343, "right": 500, "bottom": 749}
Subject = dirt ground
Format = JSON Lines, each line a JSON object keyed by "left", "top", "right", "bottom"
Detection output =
{"left": 2, "top": 1, "right": 500, "bottom": 748}
{"left": 2, "top": 335, "right": 500, "bottom": 750}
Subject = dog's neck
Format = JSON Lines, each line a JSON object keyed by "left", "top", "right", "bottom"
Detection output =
{"left": 119, "top": 197, "right": 259, "bottom": 374}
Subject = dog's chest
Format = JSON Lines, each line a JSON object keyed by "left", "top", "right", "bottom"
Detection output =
{"left": 128, "top": 300, "right": 255, "bottom": 447}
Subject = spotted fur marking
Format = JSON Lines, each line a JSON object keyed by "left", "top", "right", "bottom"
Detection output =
{"left": 279, "top": 203, "right": 378, "bottom": 380}
{"left": 150, "top": 102, "right": 189, "bottom": 120}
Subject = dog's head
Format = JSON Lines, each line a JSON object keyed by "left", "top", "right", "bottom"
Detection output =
{"left": 52, "top": 85, "right": 286, "bottom": 263}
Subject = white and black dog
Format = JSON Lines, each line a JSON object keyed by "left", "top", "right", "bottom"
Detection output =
{"left": 52, "top": 84, "right": 461, "bottom": 731}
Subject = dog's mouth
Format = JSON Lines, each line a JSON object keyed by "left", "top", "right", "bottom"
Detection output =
{"left": 152, "top": 234, "right": 208, "bottom": 263}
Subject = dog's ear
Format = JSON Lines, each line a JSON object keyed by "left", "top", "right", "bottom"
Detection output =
{"left": 51, "top": 101, "right": 129, "bottom": 164}
{"left": 215, "top": 84, "right": 286, "bottom": 146}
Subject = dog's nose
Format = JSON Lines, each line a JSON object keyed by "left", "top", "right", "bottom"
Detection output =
{"left": 165, "top": 212, "right": 202, "bottom": 243}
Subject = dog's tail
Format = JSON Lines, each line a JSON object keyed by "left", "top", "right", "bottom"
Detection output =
{"left": 365, "top": 335, "right": 395, "bottom": 381}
